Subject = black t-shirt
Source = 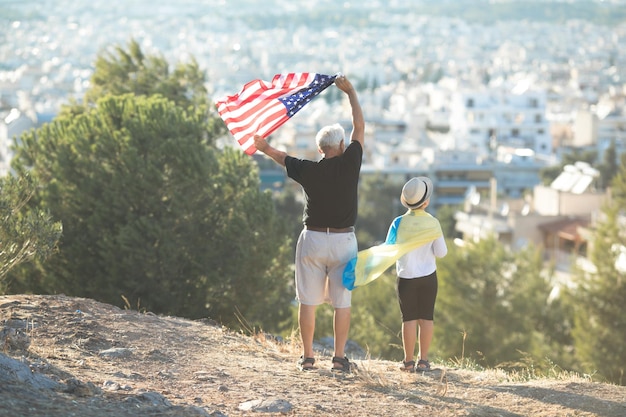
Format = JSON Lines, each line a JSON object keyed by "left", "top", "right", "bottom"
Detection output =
{"left": 285, "top": 141, "right": 363, "bottom": 228}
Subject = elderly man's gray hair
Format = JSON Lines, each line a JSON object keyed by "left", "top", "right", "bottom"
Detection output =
{"left": 315, "top": 123, "right": 345, "bottom": 151}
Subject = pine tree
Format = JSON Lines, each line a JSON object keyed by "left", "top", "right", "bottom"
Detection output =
{"left": 6, "top": 40, "right": 293, "bottom": 331}
{"left": 6, "top": 40, "right": 296, "bottom": 333}
{"left": 8, "top": 93, "right": 293, "bottom": 332}
{"left": 0, "top": 174, "right": 61, "bottom": 291}
{"left": 84, "top": 38, "right": 208, "bottom": 110}
{"left": 570, "top": 164, "right": 626, "bottom": 385}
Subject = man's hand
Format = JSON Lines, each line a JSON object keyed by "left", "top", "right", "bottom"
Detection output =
{"left": 334, "top": 75, "right": 355, "bottom": 95}
{"left": 253, "top": 134, "right": 287, "bottom": 167}
{"left": 253, "top": 134, "right": 268, "bottom": 153}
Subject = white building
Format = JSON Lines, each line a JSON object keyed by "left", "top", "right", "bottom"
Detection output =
{"left": 0, "top": 108, "right": 36, "bottom": 176}
{"left": 454, "top": 162, "right": 608, "bottom": 279}
{"left": 449, "top": 85, "right": 552, "bottom": 159}
{"left": 573, "top": 104, "right": 626, "bottom": 160}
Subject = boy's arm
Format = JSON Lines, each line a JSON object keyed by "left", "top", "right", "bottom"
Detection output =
{"left": 433, "top": 236, "right": 448, "bottom": 258}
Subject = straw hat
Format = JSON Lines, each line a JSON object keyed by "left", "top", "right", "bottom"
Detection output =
{"left": 400, "top": 177, "right": 433, "bottom": 209}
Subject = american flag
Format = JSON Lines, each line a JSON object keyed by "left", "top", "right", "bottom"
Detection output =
{"left": 215, "top": 73, "right": 337, "bottom": 155}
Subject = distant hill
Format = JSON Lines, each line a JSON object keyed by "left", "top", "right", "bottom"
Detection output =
{"left": 409, "top": 0, "right": 626, "bottom": 26}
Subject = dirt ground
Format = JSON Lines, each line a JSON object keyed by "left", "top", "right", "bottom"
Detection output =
{"left": 1, "top": 294, "right": 625, "bottom": 417}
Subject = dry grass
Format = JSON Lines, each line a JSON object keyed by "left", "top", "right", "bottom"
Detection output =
{"left": 2, "top": 294, "right": 625, "bottom": 417}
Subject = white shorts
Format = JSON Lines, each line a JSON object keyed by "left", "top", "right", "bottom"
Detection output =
{"left": 294, "top": 229, "right": 357, "bottom": 308}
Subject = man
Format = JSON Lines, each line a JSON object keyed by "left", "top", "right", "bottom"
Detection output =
{"left": 253, "top": 74, "right": 364, "bottom": 373}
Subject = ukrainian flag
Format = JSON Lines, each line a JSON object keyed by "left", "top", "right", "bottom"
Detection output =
{"left": 342, "top": 213, "right": 442, "bottom": 290}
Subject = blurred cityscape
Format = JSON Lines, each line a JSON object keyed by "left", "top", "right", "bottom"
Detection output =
{"left": 2, "top": 0, "right": 626, "bottom": 275}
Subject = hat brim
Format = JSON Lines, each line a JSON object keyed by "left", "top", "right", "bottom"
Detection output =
{"left": 400, "top": 177, "right": 433, "bottom": 209}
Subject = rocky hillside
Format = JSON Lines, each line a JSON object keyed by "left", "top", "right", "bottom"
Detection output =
{"left": 1, "top": 294, "right": 625, "bottom": 416}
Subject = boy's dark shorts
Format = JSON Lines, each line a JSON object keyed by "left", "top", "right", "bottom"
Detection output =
{"left": 396, "top": 271, "right": 438, "bottom": 322}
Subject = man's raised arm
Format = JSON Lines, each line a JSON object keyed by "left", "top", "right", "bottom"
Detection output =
{"left": 335, "top": 75, "right": 365, "bottom": 148}
{"left": 253, "top": 134, "right": 287, "bottom": 167}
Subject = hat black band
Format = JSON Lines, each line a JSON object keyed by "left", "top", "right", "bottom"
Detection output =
{"left": 407, "top": 183, "right": 428, "bottom": 208}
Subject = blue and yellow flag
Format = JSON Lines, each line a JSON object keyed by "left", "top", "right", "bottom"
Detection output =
{"left": 342, "top": 212, "right": 442, "bottom": 290}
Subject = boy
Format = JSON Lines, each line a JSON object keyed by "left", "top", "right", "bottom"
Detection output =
{"left": 385, "top": 177, "right": 448, "bottom": 372}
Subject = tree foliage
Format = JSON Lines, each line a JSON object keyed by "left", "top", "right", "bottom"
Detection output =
{"left": 570, "top": 163, "right": 626, "bottom": 385}
{"left": 84, "top": 38, "right": 209, "bottom": 110}
{"left": 350, "top": 274, "right": 404, "bottom": 359}
{"left": 8, "top": 93, "right": 293, "bottom": 332}
{"left": 435, "top": 237, "right": 566, "bottom": 369}
{"left": 435, "top": 204, "right": 461, "bottom": 239}
{"left": 5, "top": 40, "right": 296, "bottom": 333}
{"left": 597, "top": 139, "right": 619, "bottom": 190}
{"left": 0, "top": 174, "right": 62, "bottom": 291}
{"left": 355, "top": 174, "right": 404, "bottom": 248}
{"left": 272, "top": 186, "right": 304, "bottom": 255}
{"left": 608, "top": 153, "right": 626, "bottom": 207}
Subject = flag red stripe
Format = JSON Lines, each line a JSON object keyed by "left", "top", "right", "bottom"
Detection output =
{"left": 217, "top": 73, "right": 312, "bottom": 124}
{"left": 221, "top": 101, "right": 285, "bottom": 140}
{"left": 216, "top": 72, "right": 331, "bottom": 154}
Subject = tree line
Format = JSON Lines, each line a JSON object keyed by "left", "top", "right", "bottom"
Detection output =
{"left": 1, "top": 40, "right": 624, "bottom": 385}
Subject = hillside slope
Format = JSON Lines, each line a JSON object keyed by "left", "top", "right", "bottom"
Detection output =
{"left": 1, "top": 294, "right": 625, "bottom": 416}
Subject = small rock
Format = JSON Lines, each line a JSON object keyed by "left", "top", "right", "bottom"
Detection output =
{"left": 157, "top": 369, "right": 174, "bottom": 379}
{"left": 65, "top": 378, "right": 100, "bottom": 397}
{"left": 135, "top": 391, "right": 172, "bottom": 407}
{"left": 193, "top": 371, "right": 214, "bottom": 381}
{"left": 238, "top": 398, "right": 293, "bottom": 413}
{"left": 98, "top": 347, "right": 133, "bottom": 358}
{"left": 0, "top": 327, "right": 31, "bottom": 350}
{"left": 102, "top": 380, "right": 120, "bottom": 391}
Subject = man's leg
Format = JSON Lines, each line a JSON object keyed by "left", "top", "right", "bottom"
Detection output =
{"left": 299, "top": 303, "right": 317, "bottom": 359}
{"left": 333, "top": 307, "right": 351, "bottom": 360}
